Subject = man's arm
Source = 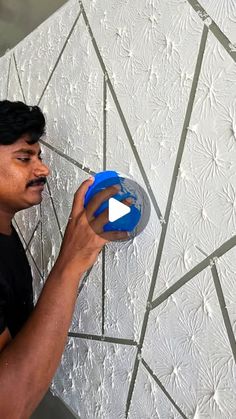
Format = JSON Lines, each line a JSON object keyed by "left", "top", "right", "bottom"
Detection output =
{"left": 0, "top": 178, "right": 128, "bottom": 419}
{"left": 0, "top": 263, "right": 81, "bottom": 419}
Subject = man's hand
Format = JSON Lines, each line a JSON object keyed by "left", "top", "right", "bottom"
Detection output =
{"left": 56, "top": 177, "right": 130, "bottom": 276}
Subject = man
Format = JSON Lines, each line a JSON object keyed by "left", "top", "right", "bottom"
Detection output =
{"left": 0, "top": 100, "right": 129, "bottom": 418}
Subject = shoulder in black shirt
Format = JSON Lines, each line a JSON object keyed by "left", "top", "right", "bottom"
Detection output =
{"left": 0, "top": 224, "right": 34, "bottom": 338}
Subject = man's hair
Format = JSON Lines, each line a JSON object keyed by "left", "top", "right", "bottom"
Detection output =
{"left": 0, "top": 100, "right": 46, "bottom": 145}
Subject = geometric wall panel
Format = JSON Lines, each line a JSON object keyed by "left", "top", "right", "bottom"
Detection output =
{"left": 51, "top": 338, "right": 137, "bottom": 418}
{"left": 144, "top": 267, "right": 236, "bottom": 418}
{"left": 0, "top": 0, "right": 235, "bottom": 417}
{"left": 14, "top": 0, "right": 81, "bottom": 105}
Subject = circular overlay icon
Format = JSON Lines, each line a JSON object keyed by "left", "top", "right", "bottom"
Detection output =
{"left": 84, "top": 170, "right": 151, "bottom": 241}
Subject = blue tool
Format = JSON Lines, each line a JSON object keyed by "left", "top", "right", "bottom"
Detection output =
{"left": 84, "top": 170, "right": 141, "bottom": 232}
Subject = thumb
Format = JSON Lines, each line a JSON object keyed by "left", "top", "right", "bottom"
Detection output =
{"left": 71, "top": 176, "right": 95, "bottom": 216}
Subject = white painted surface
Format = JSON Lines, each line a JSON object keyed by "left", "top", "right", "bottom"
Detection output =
{"left": 0, "top": 0, "right": 236, "bottom": 418}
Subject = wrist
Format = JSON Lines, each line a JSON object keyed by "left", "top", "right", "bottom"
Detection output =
{"left": 53, "top": 257, "right": 84, "bottom": 285}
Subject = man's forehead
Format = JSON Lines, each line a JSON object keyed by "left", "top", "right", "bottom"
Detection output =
{"left": 3, "top": 136, "right": 41, "bottom": 154}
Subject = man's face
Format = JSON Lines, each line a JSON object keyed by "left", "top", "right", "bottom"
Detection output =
{"left": 0, "top": 135, "right": 50, "bottom": 212}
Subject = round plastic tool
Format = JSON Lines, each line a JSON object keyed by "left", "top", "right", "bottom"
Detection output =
{"left": 84, "top": 170, "right": 151, "bottom": 239}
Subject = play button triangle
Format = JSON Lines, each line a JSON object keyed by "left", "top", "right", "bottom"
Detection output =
{"left": 108, "top": 197, "right": 131, "bottom": 222}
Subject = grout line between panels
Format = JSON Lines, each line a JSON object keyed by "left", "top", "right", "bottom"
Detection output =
{"left": 187, "top": 0, "right": 236, "bottom": 63}
{"left": 40, "top": 139, "right": 95, "bottom": 176}
{"left": 37, "top": 10, "right": 82, "bottom": 106}
{"left": 160, "top": 25, "right": 208, "bottom": 275}
{"left": 6, "top": 55, "right": 12, "bottom": 99}
{"left": 79, "top": 0, "right": 163, "bottom": 222}
{"left": 103, "top": 75, "right": 107, "bottom": 171}
{"left": 13, "top": 218, "right": 31, "bottom": 250}
{"left": 77, "top": 247, "right": 107, "bottom": 296}
{"left": 125, "top": 354, "right": 141, "bottom": 418}
{"left": 102, "top": 76, "right": 107, "bottom": 336}
{"left": 102, "top": 246, "right": 106, "bottom": 335}
{"left": 68, "top": 332, "right": 138, "bottom": 347}
{"left": 13, "top": 219, "right": 44, "bottom": 280}
{"left": 39, "top": 205, "right": 45, "bottom": 283}
{"left": 141, "top": 359, "right": 188, "bottom": 419}
{"left": 13, "top": 53, "right": 26, "bottom": 103}
{"left": 125, "top": 25, "right": 209, "bottom": 418}
{"left": 211, "top": 264, "right": 236, "bottom": 363}
{"left": 195, "top": 245, "right": 208, "bottom": 257}
{"left": 148, "top": 25, "right": 209, "bottom": 308}
{"left": 45, "top": 182, "right": 63, "bottom": 241}
{"left": 80, "top": 76, "right": 108, "bottom": 332}
{"left": 151, "top": 235, "right": 236, "bottom": 310}
{"left": 25, "top": 219, "right": 41, "bottom": 252}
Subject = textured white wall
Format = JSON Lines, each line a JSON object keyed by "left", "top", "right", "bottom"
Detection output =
{"left": 0, "top": 0, "right": 236, "bottom": 418}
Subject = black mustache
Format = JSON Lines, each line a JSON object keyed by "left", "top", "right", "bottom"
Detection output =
{"left": 27, "top": 177, "right": 47, "bottom": 187}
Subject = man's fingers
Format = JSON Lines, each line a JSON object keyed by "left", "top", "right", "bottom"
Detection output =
{"left": 70, "top": 177, "right": 95, "bottom": 217}
{"left": 90, "top": 199, "right": 133, "bottom": 233}
{"left": 86, "top": 184, "right": 121, "bottom": 221}
{"left": 97, "top": 198, "right": 133, "bottom": 241}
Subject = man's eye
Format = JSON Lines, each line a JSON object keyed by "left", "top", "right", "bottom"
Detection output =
{"left": 17, "top": 156, "right": 43, "bottom": 162}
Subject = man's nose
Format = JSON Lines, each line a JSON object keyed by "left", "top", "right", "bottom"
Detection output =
{"left": 33, "top": 160, "right": 50, "bottom": 177}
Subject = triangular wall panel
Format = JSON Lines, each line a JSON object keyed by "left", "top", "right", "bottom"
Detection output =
{"left": 14, "top": 0, "right": 81, "bottom": 105}
{"left": 144, "top": 267, "right": 236, "bottom": 418}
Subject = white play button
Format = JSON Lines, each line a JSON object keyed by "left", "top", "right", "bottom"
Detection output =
{"left": 108, "top": 197, "right": 131, "bottom": 222}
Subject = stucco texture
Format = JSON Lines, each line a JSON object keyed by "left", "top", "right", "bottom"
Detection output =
{"left": 0, "top": 0, "right": 236, "bottom": 418}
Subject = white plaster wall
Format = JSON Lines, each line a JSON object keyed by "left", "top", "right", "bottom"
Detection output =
{"left": 0, "top": 0, "right": 236, "bottom": 418}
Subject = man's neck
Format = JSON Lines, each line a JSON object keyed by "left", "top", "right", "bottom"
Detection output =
{"left": 0, "top": 224, "right": 13, "bottom": 236}
{"left": 0, "top": 211, "right": 14, "bottom": 235}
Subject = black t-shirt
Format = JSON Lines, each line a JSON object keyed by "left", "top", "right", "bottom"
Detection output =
{"left": 0, "top": 224, "right": 34, "bottom": 338}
